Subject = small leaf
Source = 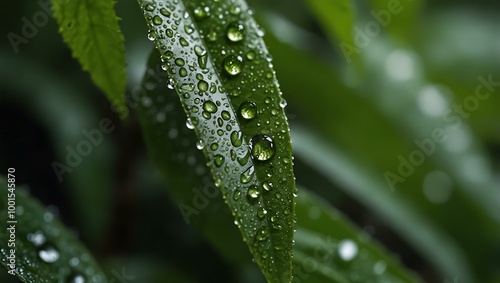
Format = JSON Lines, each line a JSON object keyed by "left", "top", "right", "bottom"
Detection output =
{"left": 52, "top": 0, "right": 127, "bottom": 107}
{"left": 138, "top": 0, "right": 296, "bottom": 281}
{"left": 294, "top": 188, "right": 422, "bottom": 283}
{"left": 0, "top": 177, "right": 107, "bottom": 283}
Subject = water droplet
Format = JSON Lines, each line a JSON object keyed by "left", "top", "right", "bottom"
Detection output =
{"left": 214, "top": 155, "right": 224, "bottom": 167}
{"left": 239, "top": 101, "right": 257, "bottom": 120}
{"left": 179, "top": 37, "right": 189, "bottom": 46}
{"left": 184, "top": 25, "right": 194, "bottom": 34}
{"left": 152, "top": 15, "right": 163, "bottom": 25}
{"left": 194, "top": 45, "right": 206, "bottom": 57}
{"left": 160, "top": 8, "right": 171, "bottom": 17}
{"left": 338, "top": 239, "right": 358, "bottom": 261}
{"left": 240, "top": 166, "right": 255, "bottom": 184}
{"left": 67, "top": 272, "right": 85, "bottom": 283}
{"left": 373, "top": 260, "right": 387, "bottom": 275}
{"left": 210, "top": 143, "right": 219, "bottom": 151}
{"left": 251, "top": 134, "right": 276, "bottom": 161}
{"left": 198, "top": 80, "right": 209, "bottom": 92}
{"left": 237, "top": 152, "right": 250, "bottom": 166}
{"left": 175, "top": 58, "right": 185, "bottom": 66}
{"left": 167, "top": 78, "right": 175, "bottom": 89}
{"left": 28, "top": 230, "right": 46, "bottom": 247}
{"left": 181, "top": 83, "right": 194, "bottom": 91}
{"left": 166, "top": 28, "right": 173, "bottom": 37}
{"left": 247, "top": 185, "right": 260, "bottom": 199}
{"left": 179, "top": 68, "right": 188, "bottom": 77}
{"left": 230, "top": 131, "right": 243, "bottom": 147}
{"left": 196, "top": 140, "right": 204, "bottom": 150}
{"left": 256, "top": 227, "right": 269, "bottom": 241}
{"left": 203, "top": 101, "right": 217, "bottom": 113}
{"left": 207, "top": 29, "right": 217, "bottom": 41}
{"left": 272, "top": 223, "right": 282, "bottom": 230}
{"left": 147, "top": 30, "right": 157, "bottom": 41}
{"left": 221, "top": 111, "right": 231, "bottom": 120}
{"left": 284, "top": 208, "right": 291, "bottom": 215}
{"left": 223, "top": 55, "right": 243, "bottom": 76}
{"left": 263, "top": 181, "right": 273, "bottom": 192}
{"left": 145, "top": 3, "right": 155, "bottom": 11}
{"left": 279, "top": 98, "right": 287, "bottom": 108}
{"left": 226, "top": 22, "right": 245, "bottom": 42}
{"left": 246, "top": 50, "right": 256, "bottom": 60}
{"left": 193, "top": 6, "right": 209, "bottom": 20}
{"left": 233, "top": 189, "right": 242, "bottom": 201}
{"left": 38, "top": 245, "right": 60, "bottom": 263}
{"left": 165, "top": 50, "right": 174, "bottom": 59}
{"left": 186, "top": 118, "right": 195, "bottom": 129}
{"left": 257, "top": 208, "right": 267, "bottom": 219}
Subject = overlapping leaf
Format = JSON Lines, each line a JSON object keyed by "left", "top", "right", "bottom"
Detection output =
{"left": 0, "top": 177, "right": 107, "bottom": 282}
{"left": 137, "top": 0, "right": 296, "bottom": 281}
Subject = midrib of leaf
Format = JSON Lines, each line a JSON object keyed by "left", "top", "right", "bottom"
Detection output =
{"left": 138, "top": 0, "right": 295, "bottom": 282}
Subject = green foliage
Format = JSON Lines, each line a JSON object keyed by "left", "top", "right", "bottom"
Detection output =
{"left": 137, "top": 0, "right": 296, "bottom": 280}
{"left": 51, "top": 0, "right": 127, "bottom": 107}
{"left": 1, "top": 0, "right": 499, "bottom": 282}
{"left": 0, "top": 178, "right": 107, "bottom": 282}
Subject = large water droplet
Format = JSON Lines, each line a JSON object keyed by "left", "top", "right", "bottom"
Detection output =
{"left": 38, "top": 245, "right": 60, "bottom": 263}
{"left": 338, "top": 239, "right": 358, "bottom": 261}
{"left": 226, "top": 22, "right": 245, "bottom": 42}
{"left": 233, "top": 189, "right": 242, "bottom": 201}
{"left": 247, "top": 185, "right": 260, "bottom": 199}
{"left": 230, "top": 131, "right": 243, "bottom": 147}
{"left": 214, "top": 155, "right": 224, "bottom": 167}
{"left": 152, "top": 15, "right": 163, "bottom": 25}
{"left": 193, "top": 6, "right": 209, "bottom": 21}
{"left": 144, "top": 3, "right": 155, "bottom": 11}
{"left": 251, "top": 134, "right": 276, "bottom": 161}
{"left": 257, "top": 208, "right": 267, "bottom": 219}
{"left": 223, "top": 55, "right": 243, "bottom": 76}
{"left": 28, "top": 230, "right": 46, "bottom": 247}
{"left": 160, "top": 8, "right": 171, "bottom": 17}
{"left": 198, "top": 80, "right": 209, "bottom": 92}
{"left": 174, "top": 58, "right": 185, "bottom": 66}
{"left": 179, "top": 37, "right": 189, "bottom": 46}
{"left": 186, "top": 118, "right": 195, "bottom": 129}
{"left": 239, "top": 101, "right": 257, "bottom": 120}
{"left": 263, "top": 181, "right": 273, "bottom": 192}
{"left": 240, "top": 166, "right": 255, "bottom": 184}
{"left": 203, "top": 101, "right": 218, "bottom": 113}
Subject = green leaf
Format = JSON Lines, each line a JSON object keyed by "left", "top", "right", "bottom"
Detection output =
{"left": 137, "top": 0, "right": 296, "bottom": 281}
{"left": 304, "top": 0, "right": 356, "bottom": 49}
{"left": 52, "top": 0, "right": 127, "bottom": 106}
{"left": 137, "top": 52, "right": 253, "bottom": 266}
{"left": 0, "top": 177, "right": 107, "bottom": 283}
{"left": 294, "top": 188, "right": 422, "bottom": 283}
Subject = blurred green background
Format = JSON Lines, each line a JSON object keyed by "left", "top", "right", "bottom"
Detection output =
{"left": 1, "top": 0, "right": 499, "bottom": 282}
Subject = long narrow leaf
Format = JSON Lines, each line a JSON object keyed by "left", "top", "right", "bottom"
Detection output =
{"left": 138, "top": 0, "right": 296, "bottom": 281}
